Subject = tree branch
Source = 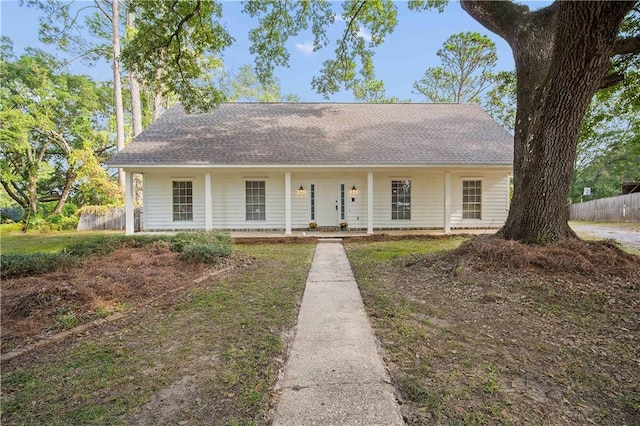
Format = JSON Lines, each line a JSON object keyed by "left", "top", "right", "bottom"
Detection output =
{"left": 61, "top": 47, "right": 107, "bottom": 67}
{"left": 1, "top": 180, "right": 28, "bottom": 208}
{"left": 166, "top": 0, "right": 201, "bottom": 49}
{"left": 34, "top": 128, "right": 71, "bottom": 154}
{"left": 613, "top": 35, "right": 640, "bottom": 56}
{"left": 598, "top": 72, "right": 625, "bottom": 90}
{"left": 338, "top": 1, "right": 367, "bottom": 79}
{"left": 38, "top": 195, "right": 61, "bottom": 203}
{"left": 94, "top": 145, "right": 114, "bottom": 157}
{"left": 460, "top": 0, "right": 527, "bottom": 44}
{"left": 94, "top": 0, "right": 113, "bottom": 23}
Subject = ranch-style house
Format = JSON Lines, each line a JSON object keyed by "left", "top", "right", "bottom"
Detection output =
{"left": 108, "top": 102, "right": 513, "bottom": 235}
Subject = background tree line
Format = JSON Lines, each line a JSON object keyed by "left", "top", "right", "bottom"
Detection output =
{"left": 0, "top": 0, "right": 295, "bottom": 231}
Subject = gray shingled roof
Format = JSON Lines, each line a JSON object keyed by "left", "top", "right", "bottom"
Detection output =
{"left": 108, "top": 103, "right": 513, "bottom": 167}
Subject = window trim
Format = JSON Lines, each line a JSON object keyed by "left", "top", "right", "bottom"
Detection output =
{"left": 245, "top": 180, "right": 266, "bottom": 221}
{"left": 462, "top": 179, "right": 482, "bottom": 220}
{"left": 391, "top": 179, "right": 411, "bottom": 220}
{"left": 172, "top": 180, "right": 193, "bottom": 222}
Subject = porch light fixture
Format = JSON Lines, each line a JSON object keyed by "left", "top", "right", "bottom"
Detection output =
{"left": 298, "top": 185, "right": 305, "bottom": 194}
{"left": 351, "top": 185, "right": 357, "bottom": 194}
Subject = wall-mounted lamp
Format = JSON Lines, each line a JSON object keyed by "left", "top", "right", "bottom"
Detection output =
{"left": 351, "top": 185, "right": 357, "bottom": 195}
{"left": 298, "top": 185, "right": 305, "bottom": 194}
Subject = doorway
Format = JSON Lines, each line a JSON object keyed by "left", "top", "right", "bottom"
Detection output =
{"left": 317, "top": 181, "right": 339, "bottom": 226}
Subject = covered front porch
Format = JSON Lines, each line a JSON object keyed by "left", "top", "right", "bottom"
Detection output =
{"left": 122, "top": 166, "right": 510, "bottom": 236}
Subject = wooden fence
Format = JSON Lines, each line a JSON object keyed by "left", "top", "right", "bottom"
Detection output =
{"left": 77, "top": 207, "right": 142, "bottom": 231}
{"left": 569, "top": 192, "right": 640, "bottom": 222}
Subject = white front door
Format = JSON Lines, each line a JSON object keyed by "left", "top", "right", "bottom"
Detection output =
{"left": 317, "top": 181, "right": 339, "bottom": 226}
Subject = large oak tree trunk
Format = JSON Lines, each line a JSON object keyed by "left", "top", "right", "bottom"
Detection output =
{"left": 462, "top": 1, "right": 635, "bottom": 243}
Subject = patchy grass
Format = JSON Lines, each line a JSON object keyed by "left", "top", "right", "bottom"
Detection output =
{"left": 1, "top": 243, "right": 314, "bottom": 425}
{"left": 345, "top": 237, "right": 640, "bottom": 425}
{"left": 0, "top": 225, "right": 121, "bottom": 254}
{"left": 346, "top": 236, "right": 465, "bottom": 263}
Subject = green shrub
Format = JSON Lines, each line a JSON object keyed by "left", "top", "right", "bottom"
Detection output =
{"left": 1, "top": 252, "right": 79, "bottom": 278}
{"left": 120, "top": 234, "right": 173, "bottom": 248}
{"left": 63, "top": 236, "right": 122, "bottom": 257}
{"left": 23, "top": 212, "right": 79, "bottom": 232}
{"left": 47, "top": 214, "right": 78, "bottom": 231}
{"left": 171, "top": 230, "right": 234, "bottom": 264}
{"left": 31, "top": 218, "right": 54, "bottom": 232}
{"left": 58, "top": 215, "right": 79, "bottom": 231}
{"left": 179, "top": 242, "right": 233, "bottom": 264}
{"left": 64, "top": 235, "right": 174, "bottom": 257}
{"left": 3, "top": 231, "right": 232, "bottom": 279}
{"left": 0, "top": 222, "right": 23, "bottom": 233}
{"left": 171, "top": 230, "right": 233, "bottom": 252}
{"left": 61, "top": 203, "right": 78, "bottom": 217}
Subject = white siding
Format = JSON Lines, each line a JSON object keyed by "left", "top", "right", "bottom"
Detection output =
{"left": 449, "top": 171, "right": 510, "bottom": 228}
{"left": 371, "top": 171, "right": 445, "bottom": 229}
{"left": 143, "top": 172, "right": 206, "bottom": 230}
{"left": 138, "top": 167, "right": 510, "bottom": 231}
{"left": 211, "top": 172, "right": 285, "bottom": 229}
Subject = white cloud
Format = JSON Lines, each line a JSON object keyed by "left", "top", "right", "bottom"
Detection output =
{"left": 295, "top": 41, "right": 315, "bottom": 57}
{"left": 357, "top": 28, "right": 372, "bottom": 42}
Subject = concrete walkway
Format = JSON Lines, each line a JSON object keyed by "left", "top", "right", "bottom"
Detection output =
{"left": 272, "top": 239, "right": 404, "bottom": 426}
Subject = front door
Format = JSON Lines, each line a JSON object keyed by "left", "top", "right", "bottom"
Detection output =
{"left": 317, "top": 181, "right": 339, "bottom": 226}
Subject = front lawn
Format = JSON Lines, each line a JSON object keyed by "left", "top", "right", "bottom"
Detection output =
{"left": 346, "top": 237, "right": 640, "bottom": 425}
{"left": 1, "top": 242, "right": 315, "bottom": 425}
{"left": 0, "top": 224, "right": 121, "bottom": 254}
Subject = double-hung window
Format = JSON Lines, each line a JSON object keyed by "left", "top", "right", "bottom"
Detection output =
{"left": 172, "top": 181, "right": 193, "bottom": 221}
{"left": 246, "top": 181, "right": 266, "bottom": 221}
{"left": 392, "top": 180, "right": 411, "bottom": 220}
{"left": 462, "top": 180, "right": 482, "bottom": 219}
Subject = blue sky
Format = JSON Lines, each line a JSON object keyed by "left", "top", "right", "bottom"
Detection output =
{"left": 0, "top": 1, "right": 540, "bottom": 102}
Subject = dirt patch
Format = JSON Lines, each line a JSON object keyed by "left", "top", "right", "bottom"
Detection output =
{"left": 348, "top": 237, "right": 640, "bottom": 424}
{"left": 1, "top": 242, "right": 255, "bottom": 353}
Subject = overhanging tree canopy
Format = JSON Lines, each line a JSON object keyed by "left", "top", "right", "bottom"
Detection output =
{"left": 461, "top": 1, "right": 639, "bottom": 243}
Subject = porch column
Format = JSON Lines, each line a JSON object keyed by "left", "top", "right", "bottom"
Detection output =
{"left": 444, "top": 171, "right": 451, "bottom": 234}
{"left": 125, "top": 171, "right": 135, "bottom": 235}
{"left": 285, "top": 172, "right": 292, "bottom": 235}
{"left": 204, "top": 171, "right": 213, "bottom": 231}
{"left": 367, "top": 171, "right": 374, "bottom": 234}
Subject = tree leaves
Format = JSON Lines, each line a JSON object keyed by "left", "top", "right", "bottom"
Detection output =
{"left": 243, "top": 1, "right": 335, "bottom": 88}
{"left": 0, "top": 46, "right": 117, "bottom": 213}
{"left": 413, "top": 31, "right": 498, "bottom": 103}
{"left": 122, "top": 0, "right": 233, "bottom": 113}
{"left": 217, "top": 64, "right": 299, "bottom": 102}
